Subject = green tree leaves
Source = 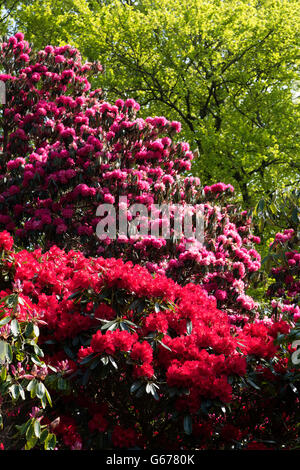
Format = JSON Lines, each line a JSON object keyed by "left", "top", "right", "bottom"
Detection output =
{"left": 6, "top": 0, "right": 299, "bottom": 205}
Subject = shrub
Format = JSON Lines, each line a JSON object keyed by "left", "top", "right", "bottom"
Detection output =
{"left": 0, "top": 33, "right": 261, "bottom": 317}
{"left": 0, "top": 234, "right": 298, "bottom": 450}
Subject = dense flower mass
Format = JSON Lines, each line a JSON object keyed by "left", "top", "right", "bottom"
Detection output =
{"left": 0, "top": 235, "right": 298, "bottom": 450}
{"left": 266, "top": 229, "right": 300, "bottom": 323}
{"left": 0, "top": 33, "right": 262, "bottom": 316}
{"left": 0, "top": 33, "right": 298, "bottom": 451}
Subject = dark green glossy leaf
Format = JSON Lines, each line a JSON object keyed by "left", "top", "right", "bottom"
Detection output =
{"left": 183, "top": 415, "right": 192, "bottom": 435}
{"left": 34, "top": 420, "right": 41, "bottom": 438}
{"left": 0, "top": 316, "right": 10, "bottom": 327}
{"left": 186, "top": 320, "right": 193, "bottom": 335}
{"left": 45, "top": 433, "right": 56, "bottom": 450}
{"left": 36, "top": 381, "right": 46, "bottom": 399}
{"left": 246, "top": 377, "right": 261, "bottom": 390}
{"left": 9, "top": 384, "right": 20, "bottom": 400}
{"left": 130, "top": 381, "right": 142, "bottom": 394}
{"left": 10, "top": 319, "right": 20, "bottom": 336}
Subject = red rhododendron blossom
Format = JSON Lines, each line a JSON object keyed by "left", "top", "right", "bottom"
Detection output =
{"left": 111, "top": 426, "right": 138, "bottom": 448}
{"left": 0, "top": 231, "right": 14, "bottom": 251}
{"left": 88, "top": 413, "right": 108, "bottom": 433}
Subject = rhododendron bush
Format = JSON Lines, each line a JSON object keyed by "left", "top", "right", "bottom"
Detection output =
{"left": 0, "top": 33, "right": 262, "bottom": 317}
{"left": 266, "top": 229, "right": 300, "bottom": 323}
{"left": 0, "top": 233, "right": 298, "bottom": 450}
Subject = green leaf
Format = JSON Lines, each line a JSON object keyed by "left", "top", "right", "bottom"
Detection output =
{"left": 289, "top": 383, "right": 298, "bottom": 394}
{"left": 80, "top": 353, "right": 95, "bottom": 365}
{"left": 157, "top": 340, "right": 172, "bottom": 352}
{"left": 6, "top": 343, "right": 13, "bottom": 362}
{"left": 10, "top": 319, "right": 20, "bottom": 337}
{"left": 147, "top": 383, "right": 159, "bottom": 400}
{"left": 123, "top": 319, "right": 139, "bottom": 328}
{"left": 109, "top": 355, "right": 118, "bottom": 369}
{"left": 130, "top": 381, "right": 142, "bottom": 394}
{"left": 201, "top": 399, "right": 212, "bottom": 414}
{"left": 0, "top": 316, "right": 10, "bottom": 327}
{"left": 186, "top": 320, "right": 193, "bottom": 335}
{"left": 291, "top": 207, "right": 299, "bottom": 225}
{"left": 89, "top": 357, "right": 100, "bottom": 370}
{"left": 36, "top": 381, "right": 46, "bottom": 399}
{"left": 45, "top": 433, "right": 56, "bottom": 450}
{"left": 119, "top": 321, "right": 130, "bottom": 332}
{"left": 135, "top": 385, "right": 145, "bottom": 398}
{"left": 183, "top": 415, "right": 193, "bottom": 435}
{"left": 257, "top": 198, "right": 265, "bottom": 212}
{"left": 0, "top": 341, "right": 7, "bottom": 363}
{"left": 33, "top": 343, "right": 44, "bottom": 357}
{"left": 27, "top": 378, "right": 37, "bottom": 392}
{"left": 33, "top": 420, "right": 41, "bottom": 438}
{"left": 101, "top": 356, "right": 109, "bottom": 366}
{"left": 25, "top": 435, "right": 38, "bottom": 450}
{"left": 0, "top": 365, "right": 7, "bottom": 381}
{"left": 24, "top": 323, "right": 34, "bottom": 338}
{"left": 101, "top": 320, "right": 118, "bottom": 331}
{"left": 40, "top": 395, "right": 47, "bottom": 410}
{"left": 246, "top": 377, "right": 261, "bottom": 390}
{"left": 33, "top": 324, "right": 40, "bottom": 338}
{"left": 31, "top": 356, "right": 45, "bottom": 366}
{"left": 82, "top": 368, "right": 91, "bottom": 386}
{"left": 19, "top": 384, "right": 25, "bottom": 400}
{"left": 63, "top": 345, "right": 75, "bottom": 359}
{"left": 67, "top": 291, "right": 81, "bottom": 300}
{"left": 0, "top": 341, "right": 13, "bottom": 364}
{"left": 9, "top": 384, "right": 20, "bottom": 400}
{"left": 44, "top": 387, "right": 52, "bottom": 407}
{"left": 57, "top": 377, "right": 68, "bottom": 390}
{"left": 40, "top": 428, "right": 49, "bottom": 443}
{"left": 16, "top": 419, "right": 32, "bottom": 437}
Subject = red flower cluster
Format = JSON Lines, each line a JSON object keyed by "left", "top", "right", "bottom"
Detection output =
{"left": 111, "top": 426, "right": 138, "bottom": 449}
{"left": 0, "top": 234, "right": 296, "bottom": 450}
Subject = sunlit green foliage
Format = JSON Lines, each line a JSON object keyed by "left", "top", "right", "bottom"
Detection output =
{"left": 4, "top": 0, "right": 299, "bottom": 205}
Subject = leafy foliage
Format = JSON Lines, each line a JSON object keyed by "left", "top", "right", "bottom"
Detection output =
{"left": 0, "top": 285, "right": 57, "bottom": 450}
{"left": 0, "top": 234, "right": 298, "bottom": 450}
{"left": 4, "top": 0, "right": 300, "bottom": 205}
{"left": 0, "top": 33, "right": 262, "bottom": 317}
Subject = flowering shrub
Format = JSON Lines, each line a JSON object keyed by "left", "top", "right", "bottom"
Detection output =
{"left": 0, "top": 233, "right": 298, "bottom": 450}
{"left": 0, "top": 33, "right": 262, "bottom": 316}
{"left": 262, "top": 228, "right": 300, "bottom": 408}
{"left": 266, "top": 229, "right": 300, "bottom": 323}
